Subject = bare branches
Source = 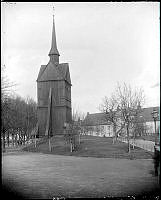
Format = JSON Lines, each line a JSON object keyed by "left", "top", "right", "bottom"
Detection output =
{"left": 1, "top": 65, "right": 38, "bottom": 150}
{"left": 100, "top": 95, "right": 120, "bottom": 143}
{"left": 100, "top": 82, "right": 145, "bottom": 150}
{"left": 1, "top": 94, "right": 37, "bottom": 149}
{"left": 115, "top": 83, "right": 145, "bottom": 152}
{"left": 1, "top": 64, "right": 16, "bottom": 100}
{"left": 72, "top": 107, "right": 85, "bottom": 122}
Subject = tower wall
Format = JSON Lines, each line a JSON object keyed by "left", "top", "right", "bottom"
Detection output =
{"left": 37, "top": 107, "right": 47, "bottom": 137}
{"left": 37, "top": 79, "right": 72, "bottom": 136}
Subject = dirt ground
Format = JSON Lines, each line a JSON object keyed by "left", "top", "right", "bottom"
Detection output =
{"left": 2, "top": 151, "right": 160, "bottom": 198}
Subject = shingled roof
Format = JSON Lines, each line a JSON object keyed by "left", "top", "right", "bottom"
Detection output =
{"left": 138, "top": 106, "right": 160, "bottom": 122}
{"left": 37, "top": 62, "right": 71, "bottom": 85}
{"left": 58, "top": 63, "right": 71, "bottom": 84}
{"left": 84, "top": 106, "right": 160, "bottom": 126}
{"left": 84, "top": 112, "right": 111, "bottom": 126}
{"left": 37, "top": 65, "right": 46, "bottom": 81}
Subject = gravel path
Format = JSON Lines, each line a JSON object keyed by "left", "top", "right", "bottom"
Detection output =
{"left": 2, "top": 151, "right": 159, "bottom": 198}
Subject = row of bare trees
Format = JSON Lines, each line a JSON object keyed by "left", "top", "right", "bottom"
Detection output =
{"left": 1, "top": 65, "right": 37, "bottom": 152}
{"left": 99, "top": 83, "right": 145, "bottom": 153}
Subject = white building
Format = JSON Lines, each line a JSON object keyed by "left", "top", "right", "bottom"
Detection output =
{"left": 83, "top": 107, "right": 160, "bottom": 138}
{"left": 83, "top": 112, "right": 114, "bottom": 137}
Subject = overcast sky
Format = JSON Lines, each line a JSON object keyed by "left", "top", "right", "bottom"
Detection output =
{"left": 2, "top": 2, "right": 160, "bottom": 114}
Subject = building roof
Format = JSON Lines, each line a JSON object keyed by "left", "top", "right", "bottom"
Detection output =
{"left": 138, "top": 106, "right": 160, "bottom": 122}
{"left": 84, "top": 112, "right": 111, "bottom": 126}
{"left": 48, "top": 15, "right": 60, "bottom": 56}
{"left": 37, "top": 65, "right": 46, "bottom": 81}
{"left": 84, "top": 106, "right": 160, "bottom": 126}
{"left": 37, "top": 62, "right": 71, "bottom": 85}
{"left": 58, "top": 63, "right": 71, "bottom": 84}
{"left": 37, "top": 61, "right": 61, "bottom": 81}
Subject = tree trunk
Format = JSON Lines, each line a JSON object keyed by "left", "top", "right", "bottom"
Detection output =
{"left": 79, "top": 133, "right": 81, "bottom": 145}
{"left": 23, "top": 132, "right": 26, "bottom": 145}
{"left": 127, "top": 125, "right": 131, "bottom": 153}
{"left": 15, "top": 133, "right": 17, "bottom": 147}
{"left": 18, "top": 129, "right": 21, "bottom": 146}
{"left": 112, "top": 137, "right": 115, "bottom": 144}
{"left": 12, "top": 133, "right": 14, "bottom": 146}
{"left": 48, "top": 137, "right": 51, "bottom": 152}
{"left": 113, "top": 125, "right": 117, "bottom": 144}
{"left": 115, "top": 126, "right": 117, "bottom": 142}
{"left": 2, "top": 127, "right": 6, "bottom": 152}
{"left": 17, "top": 129, "right": 19, "bottom": 146}
{"left": 27, "top": 131, "right": 31, "bottom": 142}
{"left": 128, "top": 143, "right": 131, "bottom": 153}
{"left": 34, "top": 130, "right": 37, "bottom": 148}
{"left": 70, "top": 137, "right": 73, "bottom": 152}
{"left": 132, "top": 131, "right": 135, "bottom": 149}
{"left": 7, "top": 130, "right": 10, "bottom": 147}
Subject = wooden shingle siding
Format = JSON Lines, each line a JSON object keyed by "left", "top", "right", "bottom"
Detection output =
{"left": 37, "top": 75, "right": 72, "bottom": 136}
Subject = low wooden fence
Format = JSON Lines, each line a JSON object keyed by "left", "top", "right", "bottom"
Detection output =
{"left": 118, "top": 136, "right": 155, "bottom": 152}
{"left": 64, "top": 131, "right": 80, "bottom": 152}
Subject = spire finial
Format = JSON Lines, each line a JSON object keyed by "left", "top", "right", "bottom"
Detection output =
{"left": 53, "top": 6, "right": 55, "bottom": 17}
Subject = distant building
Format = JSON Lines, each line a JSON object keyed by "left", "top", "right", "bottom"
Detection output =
{"left": 83, "top": 107, "right": 160, "bottom": 137}
{"left": 83, "top": 112, "right": 114, "bottom": 137}
{"left": 137, "top": 106, "right": 160, "bottom": 135}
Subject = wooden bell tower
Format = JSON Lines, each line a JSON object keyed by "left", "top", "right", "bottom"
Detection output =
{"left": 36, "top": 11, "right": 72, "bottom": 137}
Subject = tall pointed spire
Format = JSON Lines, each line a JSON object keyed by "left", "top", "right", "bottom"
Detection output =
{"left": 49, "top": 7, "right": 60, "bottom": 64}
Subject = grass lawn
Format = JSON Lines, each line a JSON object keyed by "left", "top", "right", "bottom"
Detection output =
{"left": 137, "top": 135, "right": 156, "bottom": 142}
{"left": 2, "top": 152, "right": 159, "bottom": 198}
{"left": 23, "top": 135, "right": 154, "bottom": 159}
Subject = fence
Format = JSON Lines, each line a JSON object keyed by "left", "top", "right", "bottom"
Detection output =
{"left": 118, "top": 136, "right": 155, "bottom": 152}
{"left": 64, "top": 129, "right": 81, "bottom": 152}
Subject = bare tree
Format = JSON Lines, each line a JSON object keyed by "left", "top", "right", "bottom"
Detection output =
{"left": 25, "top": 96, "right": 37, "bottom": 141}
{"left": 1, "top": 66, "right": 37, "bottom": 150}
{"left": 1, "top": 65, "right": 16, "bottom": 151}
{"left": 1, "top": 65, "right": 17, "bottom": 99}
{"left": 115, "top": 83, "right": 145, "bottom": 153}
{"left": 100, "top": 83, "right": 145, "bottom": 152}
{"left": 100, "top": 95, "right": 124, "bottom": 144}
{"left": 72, "top": 108, "right": 85, "bottom": 122}
{"left": 72, "top": 107, "right": 85, "bottom": 135}
{"left": 63, "top": 107, "right": 85, "bottom": 152}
